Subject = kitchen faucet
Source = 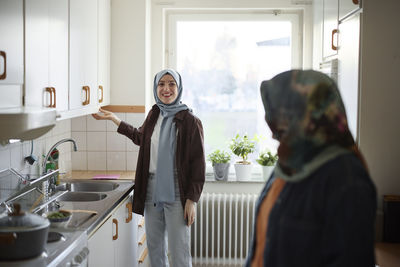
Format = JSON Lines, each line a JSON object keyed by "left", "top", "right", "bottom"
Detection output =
{"left": 42, "top": 138, "right": 78, "bottom": 194}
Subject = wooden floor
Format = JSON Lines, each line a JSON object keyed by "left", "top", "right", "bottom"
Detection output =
{"left": 375, "top": 242, "right": 400, "bottom": 267}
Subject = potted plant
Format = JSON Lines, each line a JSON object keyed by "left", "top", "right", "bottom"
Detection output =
{"left": 229, "top": 134, "right": 256, "bottom": 181}
{"left": 256, "top": 151, "right": 278, "bottom": 181}
{"left": 208, "top": 150, "right": 231, "bottom": 181}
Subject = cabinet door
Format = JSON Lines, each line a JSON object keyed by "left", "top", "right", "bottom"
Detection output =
{"left": 70, "top": 0, "right": 98, "bottom": 110}
{"left": 337, "top": 14, "right": 360, "bottom": 140}
{"left": 313, "top": 0, "right": 324, "bottom": 69}
{"left": 339, "top": 0, "right": 361, "bottom": 20}
{"left": 88, "top": 215, "right": 114, "bottom": 267}
{"left": 49, "top": 0, "right": 69, "bottom": 112}
{"left": 24, "top": 0, "right": 50, "bottom": 108}
{"left": 0, "top": 0, "right": 23, "bottom": 108}
{"left": 114, "top": 198, "right": 137, "bottom": 267}
{"left": 98, "top": 0, "right": 111, "bottom": 106}
{"left": 323, "top": 0, "right": 339, "bottom": 59}
{"left": 0, "top": 0, "right": 23, "bottom": 85}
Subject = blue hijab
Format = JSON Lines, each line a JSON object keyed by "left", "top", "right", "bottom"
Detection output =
{"left": 153, "top": 69, "right": 189, "bottom": 208}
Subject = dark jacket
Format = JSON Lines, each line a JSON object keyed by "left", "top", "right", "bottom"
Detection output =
{"left": 117, "top": 105, "right": 206, "bottom": 215}
{"left": 246, "top": 153, "right": 377, "bottom": 267}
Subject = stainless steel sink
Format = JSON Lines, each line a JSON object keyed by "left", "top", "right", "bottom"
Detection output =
{"left": 57, "top": 192, "right": 107, "bottom": 202}
{"left": 59, "top": 181, "right": 119, "bottom": 192}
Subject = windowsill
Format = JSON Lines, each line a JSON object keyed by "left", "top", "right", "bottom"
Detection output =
{"left": 205, "top": 163, "right": 268, "bottom": 183}
{"left": 205, "top": 172, "right": 266, "bottom": 183}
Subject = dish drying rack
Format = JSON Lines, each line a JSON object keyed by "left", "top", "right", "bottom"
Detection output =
{"left": 0, "top": 168, "right": 67, "bottom": 213}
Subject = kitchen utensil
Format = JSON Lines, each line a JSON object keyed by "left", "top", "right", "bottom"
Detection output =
{"left": 29, "top": 193, "right": 44, "bottom": 212}
{"left": 0, "top": 203, "right": 50, "bottom": 260}
{"left": 45, "top": 210, "right": 72, "bottom": 228}
{"left": 60, "top": 209, "right": 98, "bottom": 215}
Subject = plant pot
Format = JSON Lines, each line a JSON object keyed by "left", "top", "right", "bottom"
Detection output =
{"left": 213, "top": 163, "right": 230, "bottom": 181}
{"left": 234, "top": 163, "right": 252, "bottom": 181}
{"left": 261, "top": 165, "right": 274, "bottom": 181}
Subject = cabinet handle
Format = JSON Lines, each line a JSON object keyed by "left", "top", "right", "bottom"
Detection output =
{"left": 45, "top": 87, "right": 53, "bottom": 107}
{"left": 138, "top": 233, "right": 146, "bottom": 246}
{"left": 51, "top": 87, "right": 56, "bottom": 108}
{"left": 138, "top": 217, "right": 145, "bottom": 228}
{"left": 82, "top": 86, "right": 90, "bottom": 105}
{"left": 352, "top": 0, "right": 359, "bottom": 4}
{"left": 331, "top": 29, "right": 338, "bottom": 51}
{"left": 0, "top": 51, "right": 6, "bottom": 80}
{"left": 99, "top": 85, "right": 104, "bottom": 103}
{"left": 112, "top": 218, "right": 118, "bottom": 240}
{"left": 88, "top": 86, "right": 90, "bottom": 104}
{"left": 138, "top": 248, "right": 148, "bottom": 264}
{"left": 126, "top": 202, "right": 132, "bottom": 223}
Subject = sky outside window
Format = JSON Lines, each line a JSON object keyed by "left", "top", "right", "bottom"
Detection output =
{"left": 176, "top": 20, "right": 292, "bottom": 160}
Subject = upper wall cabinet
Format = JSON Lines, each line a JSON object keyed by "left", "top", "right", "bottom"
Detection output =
{"left": 98, "top": 0, "right": 111, "bottom": 106}
{"left": 323, "top": 0, "right": 339, "bottom": 59}
{"left": 0, "top": 0, "right": 24, "bottom": 108}
{"left": 70, "top": 0, "right": 99, "bottom": 110}
{"left": 339, "top": 0, "right": 361, "bottom": 21}
{"left": 24, "top": 0, "right": 69, "bottom": 112}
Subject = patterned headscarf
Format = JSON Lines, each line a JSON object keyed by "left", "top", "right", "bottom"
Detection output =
{"left": 260, "top": 70, "right": 365, "bottom": 182}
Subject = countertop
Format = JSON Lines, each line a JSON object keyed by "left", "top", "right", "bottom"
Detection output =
{"left": 0, "top": 172, "right": 135, "bottom": 266}
{"left": 67, "top": 170, "right": 136, "bottom": 180}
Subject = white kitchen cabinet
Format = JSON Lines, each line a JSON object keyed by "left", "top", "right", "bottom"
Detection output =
{"left": 114, "top": 198, "right": 136, "bottom": 267}
{"left": 88, "top": 214, "right": 114, "bottom": 267}
{"left": 70, "top": 0, "right": 98, "bottom": 110}
{"left": 339, "top": 0, "right": 361, "bottom": 21}
{"left": 312, "top": 0, "right": 324, "bottom": 69}
{"left": 24, "top": 0, "right": 69, "bottom": 112}
{"left": 0, "top": 0, "right": 24, "bottom": 108}
{"left": 48, "top": 0, "right": 69, "bottom": 112}
{"left": 337, "top": 13, "right": 360, "bottom": 139}
{"left": 323, "top": 0, "right": 339, "bottom": 59}
{"left": 98, "top": 0, "right": 111, "bottom": 106}
{"left": 88, "top": 193, "right": 139, "bottom": 267}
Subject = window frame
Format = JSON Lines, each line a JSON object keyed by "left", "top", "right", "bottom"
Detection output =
{"left": 165, "top": 11, "right": 303, "bottom": 179}
{"left": 166, "top": 11, "right": 302, "bottom": 69}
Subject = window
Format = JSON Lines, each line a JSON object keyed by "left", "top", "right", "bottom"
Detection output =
{"left": 167, "top": 12, "right": 302, "bottom": 163}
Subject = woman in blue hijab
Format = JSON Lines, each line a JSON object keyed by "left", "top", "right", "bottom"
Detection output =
{"left": 93, "top": 69, "right": 205, "bottom": 267}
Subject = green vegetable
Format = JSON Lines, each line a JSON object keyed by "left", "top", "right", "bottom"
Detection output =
{"left": 47, "top": 211, "right": 70, "bottom": 219}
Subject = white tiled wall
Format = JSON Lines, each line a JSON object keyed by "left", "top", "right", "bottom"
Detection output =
{"left": 71, "top": 113, "right": 145, "bottom": 171}
{"left": 0, "top": 120, "right": 72, "bottom": 178}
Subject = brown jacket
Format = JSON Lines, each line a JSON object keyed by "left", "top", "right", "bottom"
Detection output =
{"left": 117, "top": 105, "right": 206, "bottom": 215}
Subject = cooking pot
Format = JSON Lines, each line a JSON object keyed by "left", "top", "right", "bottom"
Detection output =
{"left": 0, "top": 203, "right": 50, "bottom": 260}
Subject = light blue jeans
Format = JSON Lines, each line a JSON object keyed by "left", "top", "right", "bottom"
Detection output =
{"left": 144, "top": 174, "right": 192, "bottom": 267}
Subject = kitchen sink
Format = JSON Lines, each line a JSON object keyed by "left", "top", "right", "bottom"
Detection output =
{"left": 57, "top": 192, "right": 107, "bottom": 202}
{"left": 58, "top": 181, "right": 119, "bottom": 192}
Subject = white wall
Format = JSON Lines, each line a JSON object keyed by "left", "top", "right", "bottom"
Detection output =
{"left": 0, "top": 120, "right": 72, "bottom": 178}
{"left": 359, "top": 0, "right": 400, "bottom": 208}
{"left": 110, "top": 0, "right": 314, "bottom": 110}
{"left": 71, "top": 113, "right": 145, "bottom": 171}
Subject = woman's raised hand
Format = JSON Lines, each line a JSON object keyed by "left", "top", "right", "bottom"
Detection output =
{"left": 92, "top": 108, "right": 122, "bottom": 126}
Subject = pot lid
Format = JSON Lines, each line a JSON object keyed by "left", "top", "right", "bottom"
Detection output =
{"left": 0, "top": 204, "right": 49, "bottom": 232}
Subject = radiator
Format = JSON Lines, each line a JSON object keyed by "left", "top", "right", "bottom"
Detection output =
{"left": 191, "top": 193, "right": 259, "bottom": 267}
